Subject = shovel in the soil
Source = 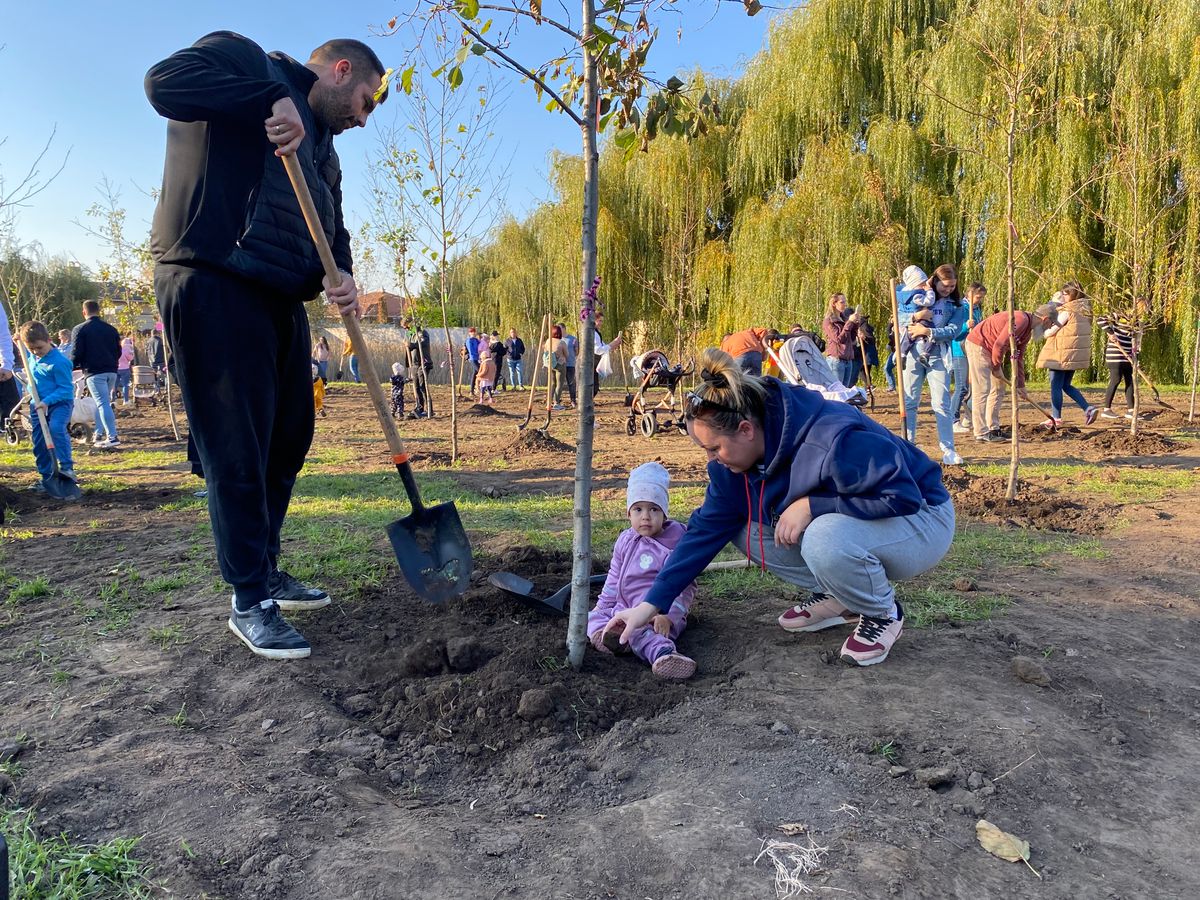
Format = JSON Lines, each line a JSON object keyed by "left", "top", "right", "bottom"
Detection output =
{"left": 996, "top": 373, "right": 1058, "bottom": 430}
{"left": 488, "top": 572, "right": 607, "bottom": 615}
{"left": 488, "top": 558, "right": 752, "bottom": 615}
{"left": 283, "top": 155, "right": 471, "bottom": 604}
{"left": 17, "top": 341, "right": 82, "bottom": 501}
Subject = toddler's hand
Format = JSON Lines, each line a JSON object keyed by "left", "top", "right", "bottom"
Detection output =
{"left": 651, "top": 614, "right": 671, "bottom": 637}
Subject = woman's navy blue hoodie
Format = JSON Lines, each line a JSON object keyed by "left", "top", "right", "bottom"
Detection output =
{"left": 641, "top": 378, "right": 950, "bottom": 613}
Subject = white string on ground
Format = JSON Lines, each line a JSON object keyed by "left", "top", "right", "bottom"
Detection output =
{"left": 755, "top": 837, "right": 830, "bottom": 898}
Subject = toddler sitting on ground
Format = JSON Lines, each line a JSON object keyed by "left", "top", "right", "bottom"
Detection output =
{"left": 588, "top": 462, "right": 697, "bottom": 680}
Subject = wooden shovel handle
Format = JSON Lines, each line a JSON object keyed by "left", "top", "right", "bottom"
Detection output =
{"left": 889, "top": 277, "right": 909, "bottom": 439}
{"left": 281, "top": 154, "right": 408, "bottom": 463}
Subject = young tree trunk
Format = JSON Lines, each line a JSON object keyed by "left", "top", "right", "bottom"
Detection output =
{"left": 566, "top": 0, "right": 600, "bottom": 672}
{"left": 439, "top": 259, "right": 458, "bottom": 461}
{"left": 1004, "top": 103, "right": 1021, "bottom": 502}
{"left": 1130, "top": 331, "right": 1141, "bottom": 437}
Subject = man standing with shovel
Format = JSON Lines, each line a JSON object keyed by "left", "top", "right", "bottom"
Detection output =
{"left": 145, "top": 32, "right": 388, "bottom": 659}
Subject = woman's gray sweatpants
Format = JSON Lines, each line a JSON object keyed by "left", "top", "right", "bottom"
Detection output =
{"left": 737, "top": 500, "right": 955, "bottom": 619}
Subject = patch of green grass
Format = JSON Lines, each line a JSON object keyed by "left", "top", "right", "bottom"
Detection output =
{"left": 157, "top": 497, "right": 206, "bottom": 513}
{"left": 148, "top": 624, "right": 187, "bottom": 650}
{"left": 869, "top": 740, "right": 901, "bottom": 765}
{"left": 698, "top": 566, "right": 790, "bottom": 602}
{"left": 144, "top": 573, "right": 194, "bottom": 593}
{"left": 50, "top": 669, "right": 75, "bottom": 686}
{"left": 76, "top": 579, "right": 140, "bottom": 635}
{"left": 898, "top": 585, "right": 1009, "bottom": 628}
{"left": 8, "top": 575, "right": 51, "bottom": 605}
{"left": 0, "top": 803, "right": 153, "bottom": 898}
{"left": 969, "top": 462, "right": 1198, "bottom": 503}
{"left": 0, "top": 447, "right": 183, "bottom": 474}
{"left": 0, "top": 760, "right": 24, "bottom": 777}
{"left": 167, "top": 703, "right": 191, "bottom": 730}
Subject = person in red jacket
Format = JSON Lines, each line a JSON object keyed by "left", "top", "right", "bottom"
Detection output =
{"left": 964, "top": 306, "right": 1056, "bottom": 441}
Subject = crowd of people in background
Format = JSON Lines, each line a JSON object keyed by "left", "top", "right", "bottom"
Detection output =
{"left": 3, "top": 268, "right": 1161, "bottom": 499}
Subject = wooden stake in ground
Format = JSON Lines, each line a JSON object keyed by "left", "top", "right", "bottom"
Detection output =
{"left": 519, "top": 313, "right": 548, "bottom": 430}
{"left": 539, "top": 316, "right": 555, "bottom": 433}
{"left": 1189, "top": 320, "right": 1199, "bottom": 424}
{"left": 889, "top": 278, "right": 908, "bottom": 439}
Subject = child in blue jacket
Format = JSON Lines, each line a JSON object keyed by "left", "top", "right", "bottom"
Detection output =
{"left": 19, "top": 321, "right": 76, "bottom": 488}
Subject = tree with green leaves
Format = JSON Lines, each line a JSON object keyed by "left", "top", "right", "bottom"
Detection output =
{"left": 394, "top": 0, "right": 742, "bottom": 668}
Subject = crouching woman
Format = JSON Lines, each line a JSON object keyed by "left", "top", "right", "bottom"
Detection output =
{"left": 603, "top": 349, "right": 955, "bottom": 667}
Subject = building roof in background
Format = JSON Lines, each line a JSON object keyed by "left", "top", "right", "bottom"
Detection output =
{"left": 359, "top": 291, "right": 407, "bottom": 321}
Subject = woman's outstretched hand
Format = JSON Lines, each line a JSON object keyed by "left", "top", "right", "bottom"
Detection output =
{"left": 774, "top": 496, "right": 813, "bottom": 547}
{"left": 603, "top": 601, "right": 658, "bottom": 644}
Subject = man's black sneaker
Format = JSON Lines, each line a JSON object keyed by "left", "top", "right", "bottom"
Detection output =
{"left": 268, "top": 570, "right": 332, "bottom": 611}
{"left": 228, "top": 600, "right": 311, "bottom": 660}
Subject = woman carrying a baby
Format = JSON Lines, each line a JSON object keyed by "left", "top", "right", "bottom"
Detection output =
{"left": 895, "top": 263, "right": 969, "bottom": 466}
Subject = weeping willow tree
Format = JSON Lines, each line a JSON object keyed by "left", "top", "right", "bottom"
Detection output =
{"left": 444, "top": 0, "right": 1199, "bottom": 386}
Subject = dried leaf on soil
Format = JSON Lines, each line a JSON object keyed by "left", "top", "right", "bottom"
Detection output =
{"left": 777, "top": 823, "right": 808, "bottom": 836}
{"left": 976, "top": 819, "right": 1041, "bottom": 878}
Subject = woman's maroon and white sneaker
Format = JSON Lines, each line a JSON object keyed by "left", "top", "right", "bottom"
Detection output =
{"left": 839, "top": 603, "right": 904, "bottom": 667}
{"left": 778, "top": 594, "right": 859, "bottom": 633}
{"left": 651, "top": 652, "right": 696, "bottom": 680}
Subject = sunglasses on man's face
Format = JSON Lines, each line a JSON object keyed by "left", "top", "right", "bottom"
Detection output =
{"left": 685, "top": 391, "right": 743, "bottom": 420}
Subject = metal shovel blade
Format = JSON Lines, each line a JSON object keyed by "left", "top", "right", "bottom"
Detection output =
{"left": 386, "top": 501, "right": 472, "bottom": 604}
{"left": 487, "top": 572, "right": 606, "bottom": 615}
{"left": 44, "top": 470, "right": 82, "bottom": 501}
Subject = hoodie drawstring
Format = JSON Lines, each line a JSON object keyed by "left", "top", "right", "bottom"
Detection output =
{"left": 743, "top": 474, "right": 767, "bottom": 574}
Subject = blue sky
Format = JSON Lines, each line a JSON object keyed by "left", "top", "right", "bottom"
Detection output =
{"left": 0, "top": 1, "right": 781, "bottom": 286}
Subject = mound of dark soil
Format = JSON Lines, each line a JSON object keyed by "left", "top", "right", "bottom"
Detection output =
{"left": 308, "top": 563, "right": 689, "bottom": 767}
{"left": 409, "top": 450, "right": 453, "bottom": 467}
{"left": 1080, "top": 429, "right": 1180, "bottom": 456}
{"left": 1018, "top": 423, "right": 1083, "bottom": 443}
{"left": 943, "top": 471, "right": 1113, "bottom": 534}
{"left": 462, "top": 403, "right": 511, "bottom": 417}
{"left": 503, "top": 429, "right": 575, "bottom": 459}
{"left": 0, "top": 483, "right": 35, "bottom": 515}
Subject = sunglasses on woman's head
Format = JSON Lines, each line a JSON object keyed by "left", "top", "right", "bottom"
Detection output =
{"left": 685, "top": 391, "right": 743, "bottom": 420}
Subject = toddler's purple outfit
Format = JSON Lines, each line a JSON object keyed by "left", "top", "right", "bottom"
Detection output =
{"left": 587, "top": 520, "right": 696, "bottom": 664}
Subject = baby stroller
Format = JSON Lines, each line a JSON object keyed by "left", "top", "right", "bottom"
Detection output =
{"left": 131, "top": 366, "right": 163, "bottom": 407}
{"left": 767, "top": 335, "right": 868, "bottom": 406}
{"left": 69, "top": 373, "right": 99, "bottom": 440}
{"left": 4, "top": 373, "right": 31, "bottom": 445}
{"left": 624, "top": 350, "right": 691, "bottom": 437}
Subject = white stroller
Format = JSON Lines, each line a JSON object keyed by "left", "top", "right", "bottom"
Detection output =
{"left": 767, "top": 335, "right": 868, "bottom": 406}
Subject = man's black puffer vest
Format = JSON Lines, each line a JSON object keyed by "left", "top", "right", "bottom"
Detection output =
{"left": 223, "top": 54, "right": 338, "bottom": 300}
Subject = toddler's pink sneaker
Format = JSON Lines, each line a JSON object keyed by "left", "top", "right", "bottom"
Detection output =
{"left": 652, "top": 652, "right": 696, "bottom": 680}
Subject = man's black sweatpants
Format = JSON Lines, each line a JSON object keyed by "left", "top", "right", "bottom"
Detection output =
{"left": 156, "top": 264, "right": 314, "bottom": 607}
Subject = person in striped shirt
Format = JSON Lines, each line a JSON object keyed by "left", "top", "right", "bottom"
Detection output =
{"left": 1095, "top": 298, "right": 1148, "bottom": 420}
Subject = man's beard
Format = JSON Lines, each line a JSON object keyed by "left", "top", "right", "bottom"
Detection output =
{"left": 310, "top": 82, "right": 355, "bottom": 134}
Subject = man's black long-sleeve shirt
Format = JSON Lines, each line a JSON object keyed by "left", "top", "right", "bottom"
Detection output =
{"left": 145, "top": 31, "right": 352, "bottom": 283}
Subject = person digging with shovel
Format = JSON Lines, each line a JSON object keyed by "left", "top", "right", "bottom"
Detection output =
{"left": 145, "top": 32, "right": 388, "bottom": 660}
{"left": 17, "top": 321, "right": 79, "bottom": 499}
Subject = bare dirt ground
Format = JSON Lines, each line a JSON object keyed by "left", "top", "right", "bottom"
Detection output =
{"left": 2, "top": 380, "right": 1198, "bottom": 899}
